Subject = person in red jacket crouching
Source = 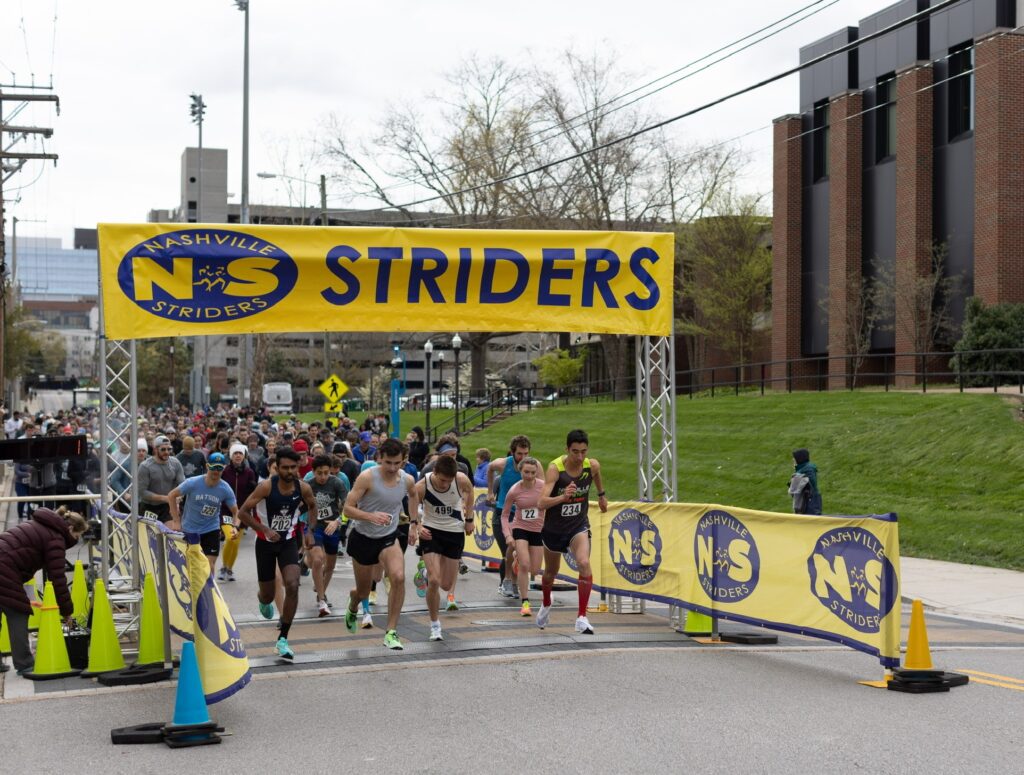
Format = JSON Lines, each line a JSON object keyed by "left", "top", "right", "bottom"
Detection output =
{"left": 0, "top": 506, "right": 88, "bottom": 675}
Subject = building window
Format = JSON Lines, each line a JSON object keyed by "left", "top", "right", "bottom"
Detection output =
{"left": 948, "top": 42, "right": 974, "bottom": 140}
{"left": 812, "top": 100, "right": 830, "bottom": 181}
{"left": 226, "top": 336, "right": 239, "bottom": 347}
{"left": 226, "top": 357, "right": 239, "bottom": 367}
{"left": 875, "top": 74, "right": 896, "bottom": 161}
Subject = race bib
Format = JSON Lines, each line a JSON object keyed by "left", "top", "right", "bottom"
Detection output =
{"left": 76, "top": 484, "right": 89, "bottom": 493}
{"left": 560, "top": 502, "right": 582, "bottom": 517}
{"left": 270, "top": 513, "right": 293, "bottom": 532}
{"left": 520, "top": 507, "right": 539, "bottom": 521}
{"left": 317, "top": 506, "right": 332, "bottom": 520}
{"left": 200, "top": 504, "right": 218, "bottom": 517}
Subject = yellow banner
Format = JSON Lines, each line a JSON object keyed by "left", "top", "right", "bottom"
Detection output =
{"left": 136, "top": 517, "right": 251, "bottom": 702}
{"left": 97, "top": 223, "right": 674, "bottom": 339}
{"left": 466, "top": 493, "right": 901, "bottom": 666}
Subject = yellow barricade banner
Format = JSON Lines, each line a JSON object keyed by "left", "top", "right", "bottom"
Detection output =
{"left": 97, "top": 223, "right": 674, "bottom": 339}
{"left": 136, "top": 517, "right": 251, "bottom": 701}
{"left": 464, "top": 493, "right": 901, "bottom": 666}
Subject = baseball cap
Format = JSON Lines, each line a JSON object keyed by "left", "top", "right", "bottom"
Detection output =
{"left": 154, "top": 435, "right": 171, "bottom": 448}
{"left": 292, "top": 439, "right": 309, "bottom": 453}
{"left": 208, "top": 452, "right": 227, "bottom": 470}
{"left": 359, "top": 431, "right": 372, "bottom": 442}
{"left": 437, "top": 443, "right": 457, "bottom": 454}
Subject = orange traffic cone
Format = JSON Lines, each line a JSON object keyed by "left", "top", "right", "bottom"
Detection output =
{"left": 904, "top": 599, "right": 933, "bottom": 670}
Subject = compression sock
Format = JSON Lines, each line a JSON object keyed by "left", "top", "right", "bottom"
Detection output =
{"left": 577, "top": 575, "right": 593, "bottom": 617}
{"left": 222, "top": 533, "right": 240, "bottom": 568}
{"left": 361, "top": 598, "right": 371, "bottom": 614}
{"left": 279, "top": 619, "right": 292, "bottom": 639}
{"left": 542, "top": 577, "right": 552, "bottom": 607}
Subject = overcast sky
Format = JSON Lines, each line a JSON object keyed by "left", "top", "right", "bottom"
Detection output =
{"left": 2, "top": 0, "right": 865, "bottom": 245}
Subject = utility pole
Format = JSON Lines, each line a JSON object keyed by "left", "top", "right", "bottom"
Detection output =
{"left": 1, "top": 90, "right": 59, "bottom": 411}
{"left": 320, "top": 174, "right": 328, "bottom": 226}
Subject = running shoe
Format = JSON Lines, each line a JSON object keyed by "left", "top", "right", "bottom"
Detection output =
{"left": 368, "top": 590, "right": 377, "bottom": 606}
{"left": 458, "top": 562, "right": 468, "bottom": 575}
{"left": 520, "top": 601, "right": 532, "bottom": 617}
{"left": 501, "top": 579, "right": 516, "bottom": 598}
{"left": 574, "top": 615, "right": 595, "bottom": 634}
{"left": 226, "top": 568, "right": 236, "bottom": 582}
{"left": 345, "top": 606, "right": 357, "bottom": 633}
{"left": 317, "top": 599, "right": 330, "bottom": 617}
{"left": 258, "top": 600, "right": 274, "bottom": 620}
{"left": 446, "top": 593, "right": 459, "bottom": 612}
{"left": 299, "top": 558, "right": 310, "bottom": 577}
{"left": 275, "top": 637, "right": 294, "bottom": 659}
{"left": 537, "top": 604, "right": 551, "bottom": 629}
{"left": 361, "top": 612, "right": 373, "bottom": 629}
{"left": 384, "top": 630, "right": 404, "bottom": 650}
{"left": 429, "top": 623, "right": 444, "bottom": 642}
{"left": 216, "top": 567, "right": 227, "bottom": 582}
{"left": 383, "top": 575, "right": 391, "bottom": 595}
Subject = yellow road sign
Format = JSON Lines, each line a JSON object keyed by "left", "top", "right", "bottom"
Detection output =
{"left": 324, "top": 402, "right": 343, "bottom": 414}
{"left": 318, "top": 374, "right": 348, "bottom": 401}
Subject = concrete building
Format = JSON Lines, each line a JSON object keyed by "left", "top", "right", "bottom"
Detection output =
{"left": 772, "top": 0, "right": 1024, "bottom": 386}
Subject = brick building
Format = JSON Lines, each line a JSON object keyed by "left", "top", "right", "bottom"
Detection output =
{"left": 772, "top": 0, "right": 1024, "bottom": 387}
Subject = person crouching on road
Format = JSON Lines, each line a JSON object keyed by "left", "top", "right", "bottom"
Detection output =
{"left": 0, "top": 507, "right": 88, "bottom": 675}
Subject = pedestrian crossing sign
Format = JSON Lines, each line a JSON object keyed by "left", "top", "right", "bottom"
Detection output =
{"left": 324, "top": 402, "right": 343, "bottom": 414}
{"left": 318, "top": 374, "right": 348, "bottom": 401}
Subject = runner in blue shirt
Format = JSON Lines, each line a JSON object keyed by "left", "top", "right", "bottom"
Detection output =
{"left": 167, "top": 452, "right": 239, "bottom": 574}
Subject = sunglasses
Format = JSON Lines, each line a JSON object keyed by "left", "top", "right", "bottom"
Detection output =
{"left": 208, "top": 464, "right": 226, "bottom": 471}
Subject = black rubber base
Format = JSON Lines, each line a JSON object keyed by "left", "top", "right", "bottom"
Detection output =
{"left": 887, "top": 680, "right": 950, "bottom": 694}
{"left": 163, "top": 721, "right": 223, "bottom": 748}
{"left": 887, "top": 669, "right": 969, "bottom": 693}
{"left": 22, "top": 667, "right": 82, "bottom": 681}
{"left": 98, "top": 665, "right": 173, "bottom": 686}
{"left": 719, "top": 632, "right": 779, "bottom": 645}
{"left": 111, "top": 722, "right": 166, "bottom": 745}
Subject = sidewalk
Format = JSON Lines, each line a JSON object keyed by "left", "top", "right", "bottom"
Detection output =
{"left": 900, "top": 556, "right": 1024, "bottom": 628}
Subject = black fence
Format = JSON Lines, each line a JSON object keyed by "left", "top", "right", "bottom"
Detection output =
{"left": 677, "top": 348, "right": 1024, "bottom": 397}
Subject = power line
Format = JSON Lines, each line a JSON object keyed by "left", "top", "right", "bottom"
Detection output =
{"left": 356, "top": 0, "right": 966, "bottom": 216}
{"left": 332, "top": 0, "right": 843, "bottom": 205}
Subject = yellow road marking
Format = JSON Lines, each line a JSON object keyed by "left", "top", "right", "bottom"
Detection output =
{"left": 956, "top": 669, "right": 1024, "bottom": 685}
{"left": 968, "top": 677, "right": 1024, "bottom": 692}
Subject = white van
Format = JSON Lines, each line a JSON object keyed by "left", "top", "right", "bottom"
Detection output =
{"left": 262, "top": 382, "right": 293, "bottom": 414}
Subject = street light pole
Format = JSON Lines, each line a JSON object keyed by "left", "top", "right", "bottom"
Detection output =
{"left": 423, "top": 340, "right": 433, "bottom": 441}
{"left": 452, "top": 333, "right": 462, "bottom": 433}
{"left": 189, "top": 93, "right": 206, "bottom": 221}
{"left": 235, "top": 0, "right": 250, "bottom": 226}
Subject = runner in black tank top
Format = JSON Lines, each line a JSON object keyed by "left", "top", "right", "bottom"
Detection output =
{"left": 536, "top": 429, "right": 609, "bottom": 635}
{"left": 237, "top": 448, "right": 317, "bottom": 660}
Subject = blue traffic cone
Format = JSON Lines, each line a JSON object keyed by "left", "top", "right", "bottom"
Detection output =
{"left": 162, "top": 641, "right": 220, "bottom": 747}
{"left": 169, "top": 641, "right": 209, "bottom": 727}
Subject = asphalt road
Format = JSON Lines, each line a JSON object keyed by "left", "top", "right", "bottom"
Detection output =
{"left": 3, "top": 521, "right": 1023, "bottom": 772}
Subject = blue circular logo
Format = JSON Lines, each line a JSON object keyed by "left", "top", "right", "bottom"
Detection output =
{"left": 116, "top": 228, "right": 297, "bottom": 323}
{"left": 472, "top": 494, "right": 494, "bottom": 551}
{"left": 608, "top": 508, "right": 662, "bottom": 585}
{"left": 694, "top": 510, "right": 760, "bottom": 603}
{"left": 808, "top": 527, "right": 899, "bottom": 633}
{"left": 195, "top": 574, "right": 246, "bottom": 658}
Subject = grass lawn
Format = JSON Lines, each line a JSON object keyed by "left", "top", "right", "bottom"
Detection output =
{"left": 286, "top": 392, "right": 1024, "bottom": 570}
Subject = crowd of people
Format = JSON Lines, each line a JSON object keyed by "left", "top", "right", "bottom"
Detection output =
{"left": 2, "top": 401, "right": 611, "bottom": 661}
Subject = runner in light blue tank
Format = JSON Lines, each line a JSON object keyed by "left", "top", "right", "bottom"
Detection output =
{"left": 486, "top": 435, "right": 532, "bottom": 597}
{"left": 342, "top": 438, "right": 420, "bottom": 650}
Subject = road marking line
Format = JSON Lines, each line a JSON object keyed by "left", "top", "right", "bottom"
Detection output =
{"left": 955, "top": 669, "right": 1024, "bottom": 685}
{"left": 967, "top": 677, "right": 1024, "bottom": 692}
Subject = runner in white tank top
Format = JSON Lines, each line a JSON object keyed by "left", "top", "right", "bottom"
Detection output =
{"left": 413, "top": 455, "right": 474, "bottom": 641}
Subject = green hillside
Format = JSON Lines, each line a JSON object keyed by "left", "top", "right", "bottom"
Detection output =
{"left": 458, "top": 392, "right": 1024, "bottom": 571}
